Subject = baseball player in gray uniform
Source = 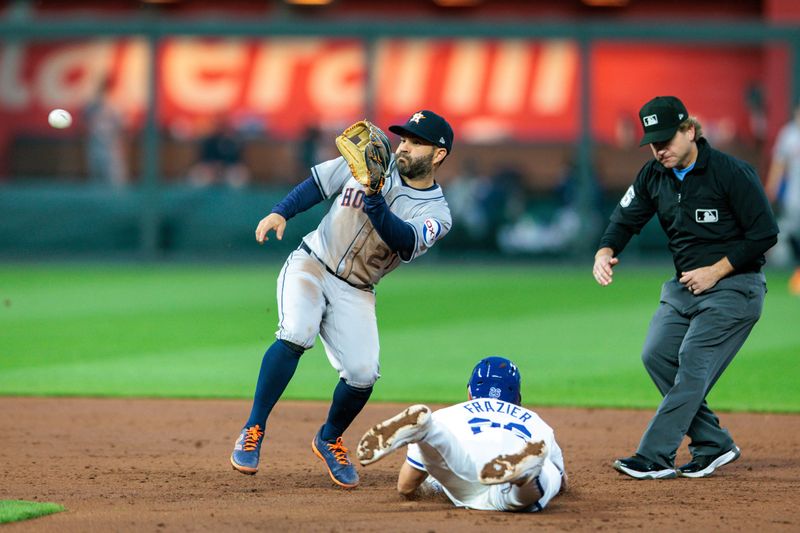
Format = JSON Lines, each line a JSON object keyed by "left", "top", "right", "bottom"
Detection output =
{"left": 765, "top": 100, "right": 800, "bottom": 293}
{"left": 230, "top": 110, "right": 454, "bottom": 489}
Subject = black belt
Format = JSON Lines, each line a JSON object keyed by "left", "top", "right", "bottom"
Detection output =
{"left": 299, "top": 241, "right": 373, "bottom": 292}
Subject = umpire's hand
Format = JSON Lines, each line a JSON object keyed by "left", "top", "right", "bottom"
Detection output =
{"left": 679, "top": 257, "right": 734, "bottom": 295}
{"left": 593, "top": 247, "right": 618, "bottom": 286}
{"left": 255, "top": 213, "right": 287, "bottom": 244}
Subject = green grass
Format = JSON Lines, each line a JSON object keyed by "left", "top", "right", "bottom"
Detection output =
{"left": 0, "top": 263, "right": 798, "bottom": 412}
{"left": 0, "top": 500, "right": 64, "bottom": 524}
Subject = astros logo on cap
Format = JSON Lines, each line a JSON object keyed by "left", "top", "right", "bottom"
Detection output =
{"left": 410, "top": 112, "right": 426, "bottom": 124}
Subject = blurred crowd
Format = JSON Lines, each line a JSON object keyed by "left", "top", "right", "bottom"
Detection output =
{"left": 9, "top": 81, "right": 800, "bottom": 264}
{"left": 441, "top": 157, "right": 604, "bottom": 256}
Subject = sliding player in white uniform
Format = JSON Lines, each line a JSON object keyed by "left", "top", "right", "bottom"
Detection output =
{"left": 358, "top": 357, "right": 567, "bottom": 512}
{"left": 230, "top": 110, "right": 454, "bottom": 489}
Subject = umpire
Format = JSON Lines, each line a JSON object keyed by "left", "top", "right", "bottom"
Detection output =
{"left": 593, "top": 96, "right": 779, "bottom": 480}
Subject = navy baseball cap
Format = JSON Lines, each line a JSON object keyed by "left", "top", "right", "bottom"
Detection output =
{"left": 467, "top": 356, "right": 521, "bottom": 404}
{"left": 638, "top": 96, "right": 689, "bottom": 146}
{"left": 389, "top": 110, "right": 454, "bottom": 153}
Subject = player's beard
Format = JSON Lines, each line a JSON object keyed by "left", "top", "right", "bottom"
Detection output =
{"left": 397, "top": 151, "right": 434, "bottom": 182}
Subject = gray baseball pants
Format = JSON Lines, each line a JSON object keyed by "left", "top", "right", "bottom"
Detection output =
{"left": 636, "top": 272, "right": 767, "bottom": 467}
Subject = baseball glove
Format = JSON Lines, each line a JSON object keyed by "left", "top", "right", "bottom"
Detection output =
{"left": 335, "top": 120, "right": 391, "bottom": 194}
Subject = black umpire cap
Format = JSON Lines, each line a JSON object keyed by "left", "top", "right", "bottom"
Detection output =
{"left": 389, "top": 110, "right": 454, "bottom": 154}
{"left": 638, "top": 96, "right": 689, "bottom": 146}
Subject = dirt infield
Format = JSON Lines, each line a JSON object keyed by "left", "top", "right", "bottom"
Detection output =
{"left": 1, "top": 397, "right": 799, "bottom": 532}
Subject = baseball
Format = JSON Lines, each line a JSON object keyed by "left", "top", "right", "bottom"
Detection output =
{"left": 48, "top": 108, "right": 72, "bottom": 129}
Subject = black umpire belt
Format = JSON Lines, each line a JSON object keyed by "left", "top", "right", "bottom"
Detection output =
{"left": 299, "top": 241, "right": 374, "bottom": 292}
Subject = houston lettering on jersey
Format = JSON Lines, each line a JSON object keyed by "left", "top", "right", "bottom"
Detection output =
{"left": 340, "top": 187, "right": 365, "bottom": 209}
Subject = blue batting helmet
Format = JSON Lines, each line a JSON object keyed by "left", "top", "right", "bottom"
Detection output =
{"left": 467, "top": 356, "right": 521, "bottom": 404}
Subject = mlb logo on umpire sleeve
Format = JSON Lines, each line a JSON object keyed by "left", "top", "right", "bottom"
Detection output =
{"left": 695, "top": 209, "right": 719, "bottom": 223}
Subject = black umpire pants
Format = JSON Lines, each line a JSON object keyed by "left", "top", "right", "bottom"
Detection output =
{"left": 636, "top": 272, "right": 767, "bottom": 467}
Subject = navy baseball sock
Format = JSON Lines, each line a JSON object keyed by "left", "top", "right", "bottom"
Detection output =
{"left": 320, "top": 378, "right": 373, "bottom": 441}
{"left": 244, "top": 339, "right": 304, "bottom": 429}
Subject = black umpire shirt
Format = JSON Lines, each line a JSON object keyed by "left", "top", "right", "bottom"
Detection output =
{"left": 599, "top": 137, "right": 779, "bottom": 277}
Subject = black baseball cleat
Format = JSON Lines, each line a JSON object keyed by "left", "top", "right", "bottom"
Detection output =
{"left": 613, "top": 454, "right": 677, "bottom": 480}
{"left": 677, "top": 446, "right": 741, "bottom": 478}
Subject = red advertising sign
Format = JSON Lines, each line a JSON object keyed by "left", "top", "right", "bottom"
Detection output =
{"left": 0, "top": 37, "right": 777, "bottom": 174}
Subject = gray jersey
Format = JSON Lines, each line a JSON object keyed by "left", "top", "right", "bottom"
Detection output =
{"left": 303, "top": 155, "right": 452, "bottom": 288}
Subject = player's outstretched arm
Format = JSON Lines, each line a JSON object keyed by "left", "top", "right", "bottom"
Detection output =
{"left": 397, "top": 462, "right": 428, "bottom": 498}
{"left": 255, "top": 213, "right": 287, "bottom": 244}
{"left": 593, "top": 247, "right": 619, "bottom": 286}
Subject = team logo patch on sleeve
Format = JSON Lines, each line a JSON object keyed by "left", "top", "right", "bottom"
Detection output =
{"left": 422, "top": 218, "right": 441, "bottom": 247}
{"left": 620, "top": 185, "right": 635, "bottom": 208}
